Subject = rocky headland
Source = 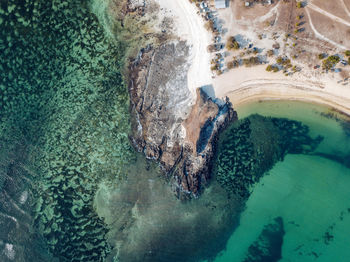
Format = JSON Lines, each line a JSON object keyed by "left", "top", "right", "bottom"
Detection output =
{"left": 128, "top": 41, "right": 237, "bottom": 198}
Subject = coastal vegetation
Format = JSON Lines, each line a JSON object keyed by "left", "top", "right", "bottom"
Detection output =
{"left": 205, "top": 19, "right": 215, "bottom": 32}
{"left": 267, "top": 49, "right": 274, "bottom": 57}
{"left": 296, "top": 1, "right": 304, "bottom": 8}
{"left": 322, "top": 55, "right": 340, "bottom": 70}
{"left": 318, "top": 53, "right": 326, "bottom": 60}
{"left": 227, "top": 60, "right": 239, "bottom": 69}
{"left": 226, "top": 36, "right": 240, "bottom": 50}
{"left": 242, "top": 56, "right": 260, "bottom": 67}
{"left": 266, "top": 64, "right": 279, "bottom": 72}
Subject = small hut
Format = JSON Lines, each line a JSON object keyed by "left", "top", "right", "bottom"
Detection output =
{"left": 215, "top": 0, "right": 227, "bottom": 9}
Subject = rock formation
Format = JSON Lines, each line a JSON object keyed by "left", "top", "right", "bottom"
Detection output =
{"left": 128, "top": 41, "right": 237, "bottom": 198}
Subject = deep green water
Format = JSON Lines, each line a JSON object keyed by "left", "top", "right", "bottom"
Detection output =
{"left": 213, "top": 101, "right": 350, "bottom": 262}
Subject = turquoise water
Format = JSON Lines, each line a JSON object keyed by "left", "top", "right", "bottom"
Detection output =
{"left": 214, "top": 101, "right": 350, "bottom": 262}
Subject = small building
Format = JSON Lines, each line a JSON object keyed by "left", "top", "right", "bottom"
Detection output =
{"left": 341, "top": 60, "right": 348, "bottom": 65}
{"left": 215, "top": 0, "right": 227, "bottom": 9}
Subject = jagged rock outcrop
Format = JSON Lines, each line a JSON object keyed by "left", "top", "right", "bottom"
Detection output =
{"left": 129, "top": 41, "right": 237, "bottom": 198}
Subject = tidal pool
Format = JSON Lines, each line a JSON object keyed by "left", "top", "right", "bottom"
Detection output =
{"left": 213, "top": 100, "right": 350, "bottom": 262}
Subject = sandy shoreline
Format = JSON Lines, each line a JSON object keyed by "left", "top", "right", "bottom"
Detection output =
{"left": 213, "top": 65, "right": 350, "bottom": 116}
{"left": 229, "top": 91, "right": 350, "bottom": 117}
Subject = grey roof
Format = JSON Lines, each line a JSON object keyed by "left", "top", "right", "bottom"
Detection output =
{"left": 215, "top": 0, "right": 226, "bottom": 9}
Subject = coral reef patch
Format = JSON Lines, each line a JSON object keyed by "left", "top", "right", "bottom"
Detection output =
{"left": 214, "top": 114, "right": 323, "bottom": 198}
{"left": 0, "top": 0, "right": 136, "bottom": 260}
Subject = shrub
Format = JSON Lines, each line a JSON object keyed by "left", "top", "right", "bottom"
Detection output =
{"left": 205, "top": 20, "right": 214, "bottom": 32}
{"left": 242, "top": 56, "right": 260, "bottom": 67}
{"left": 272, "top": 43, "right": 280, "bottom": 49}
{"left": 296, "top": 2, "right": 303, "bottom": 8}
{"left": 266, "top": 65, "right": 279, "bottom": 72}
{"left": 318, "top": 53, "right": 325, "bottom": 59}
{"left": 276, "top": 56, "right": 291, "bottom": 66}
{"left": 345, "top": 50, "right": 350, "bottom": 57}
{"left": 226, "top": 36, "right": 240, "bottom": 50}
{"left": 322, "top": 55, "right": 340, "bottom": 70}
{"left": 210, "top": 64, "right": 218, "bottom": 71}
{"left": 207, "top": 44, "right": 216, "bottom": 53}
{"left": 227, "top": 61, "right": 234, "bottom": 69}
{"left": 276, "top": 56, "right": 283, "bottom": 64}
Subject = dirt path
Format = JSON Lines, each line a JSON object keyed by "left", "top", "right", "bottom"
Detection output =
{"left": 308, "top": 2, "right": 350, "bottom": 27}
{"left": 340, "top": 0, "right": 350, "bottom": 18}
{"left": 305, "top": 7, "right": 348, "bottom": 50}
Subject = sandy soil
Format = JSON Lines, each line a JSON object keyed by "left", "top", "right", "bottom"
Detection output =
{"left": 213, "top": 65, "right": 350, "bottom": 115}
{"left": 308, "top": 9, "right": 350, "bottom": 49}
{"left": 312, "top": 0, "right": 350, "bottom": 23}
{"left": 155, "top": 0, "right": 212, "bottom": 98}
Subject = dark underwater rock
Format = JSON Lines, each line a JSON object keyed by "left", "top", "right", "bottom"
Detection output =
{"left": 214, "top": 114, "right": 323, "bottom": 198}
{"left": 0, "top": 0, "right": 135, "bottom": 261}
{"left": 243, "top": 217, "right": 285, "bottom": 262}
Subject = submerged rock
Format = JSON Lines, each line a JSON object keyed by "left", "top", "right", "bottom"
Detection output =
{"left": 129, "top": 42, "right": 237, "bottom": 198}
{"left": 214, "top": 114, "right": 324, "bottom": 198}
{"left": 243, "top": 217, "right": 285, "bottom": 262}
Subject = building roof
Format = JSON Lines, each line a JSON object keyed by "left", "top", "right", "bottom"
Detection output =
{"left": 215, "top": 0, "right": 226, "bottom": 9}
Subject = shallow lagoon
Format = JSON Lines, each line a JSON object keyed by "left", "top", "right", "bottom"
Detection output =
{"left": 214, "top": 100, "right": 350, "bottom": 262}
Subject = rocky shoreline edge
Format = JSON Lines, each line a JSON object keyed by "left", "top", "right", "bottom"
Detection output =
{"left": 128, "top": 42, "right": 237, "bottom": 198}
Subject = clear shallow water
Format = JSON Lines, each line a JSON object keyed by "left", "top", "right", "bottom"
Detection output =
{"left": 214, "top": 101, "right": 350, "bottom": 262}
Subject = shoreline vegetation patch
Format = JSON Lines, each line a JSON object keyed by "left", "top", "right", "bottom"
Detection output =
{"left": 214, "top": 114, "right": 324, "bottom": 198}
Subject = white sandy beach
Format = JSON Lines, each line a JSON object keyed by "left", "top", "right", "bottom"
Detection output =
{"left": 214, "top": 65, "right": 350, "bottom": 115}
